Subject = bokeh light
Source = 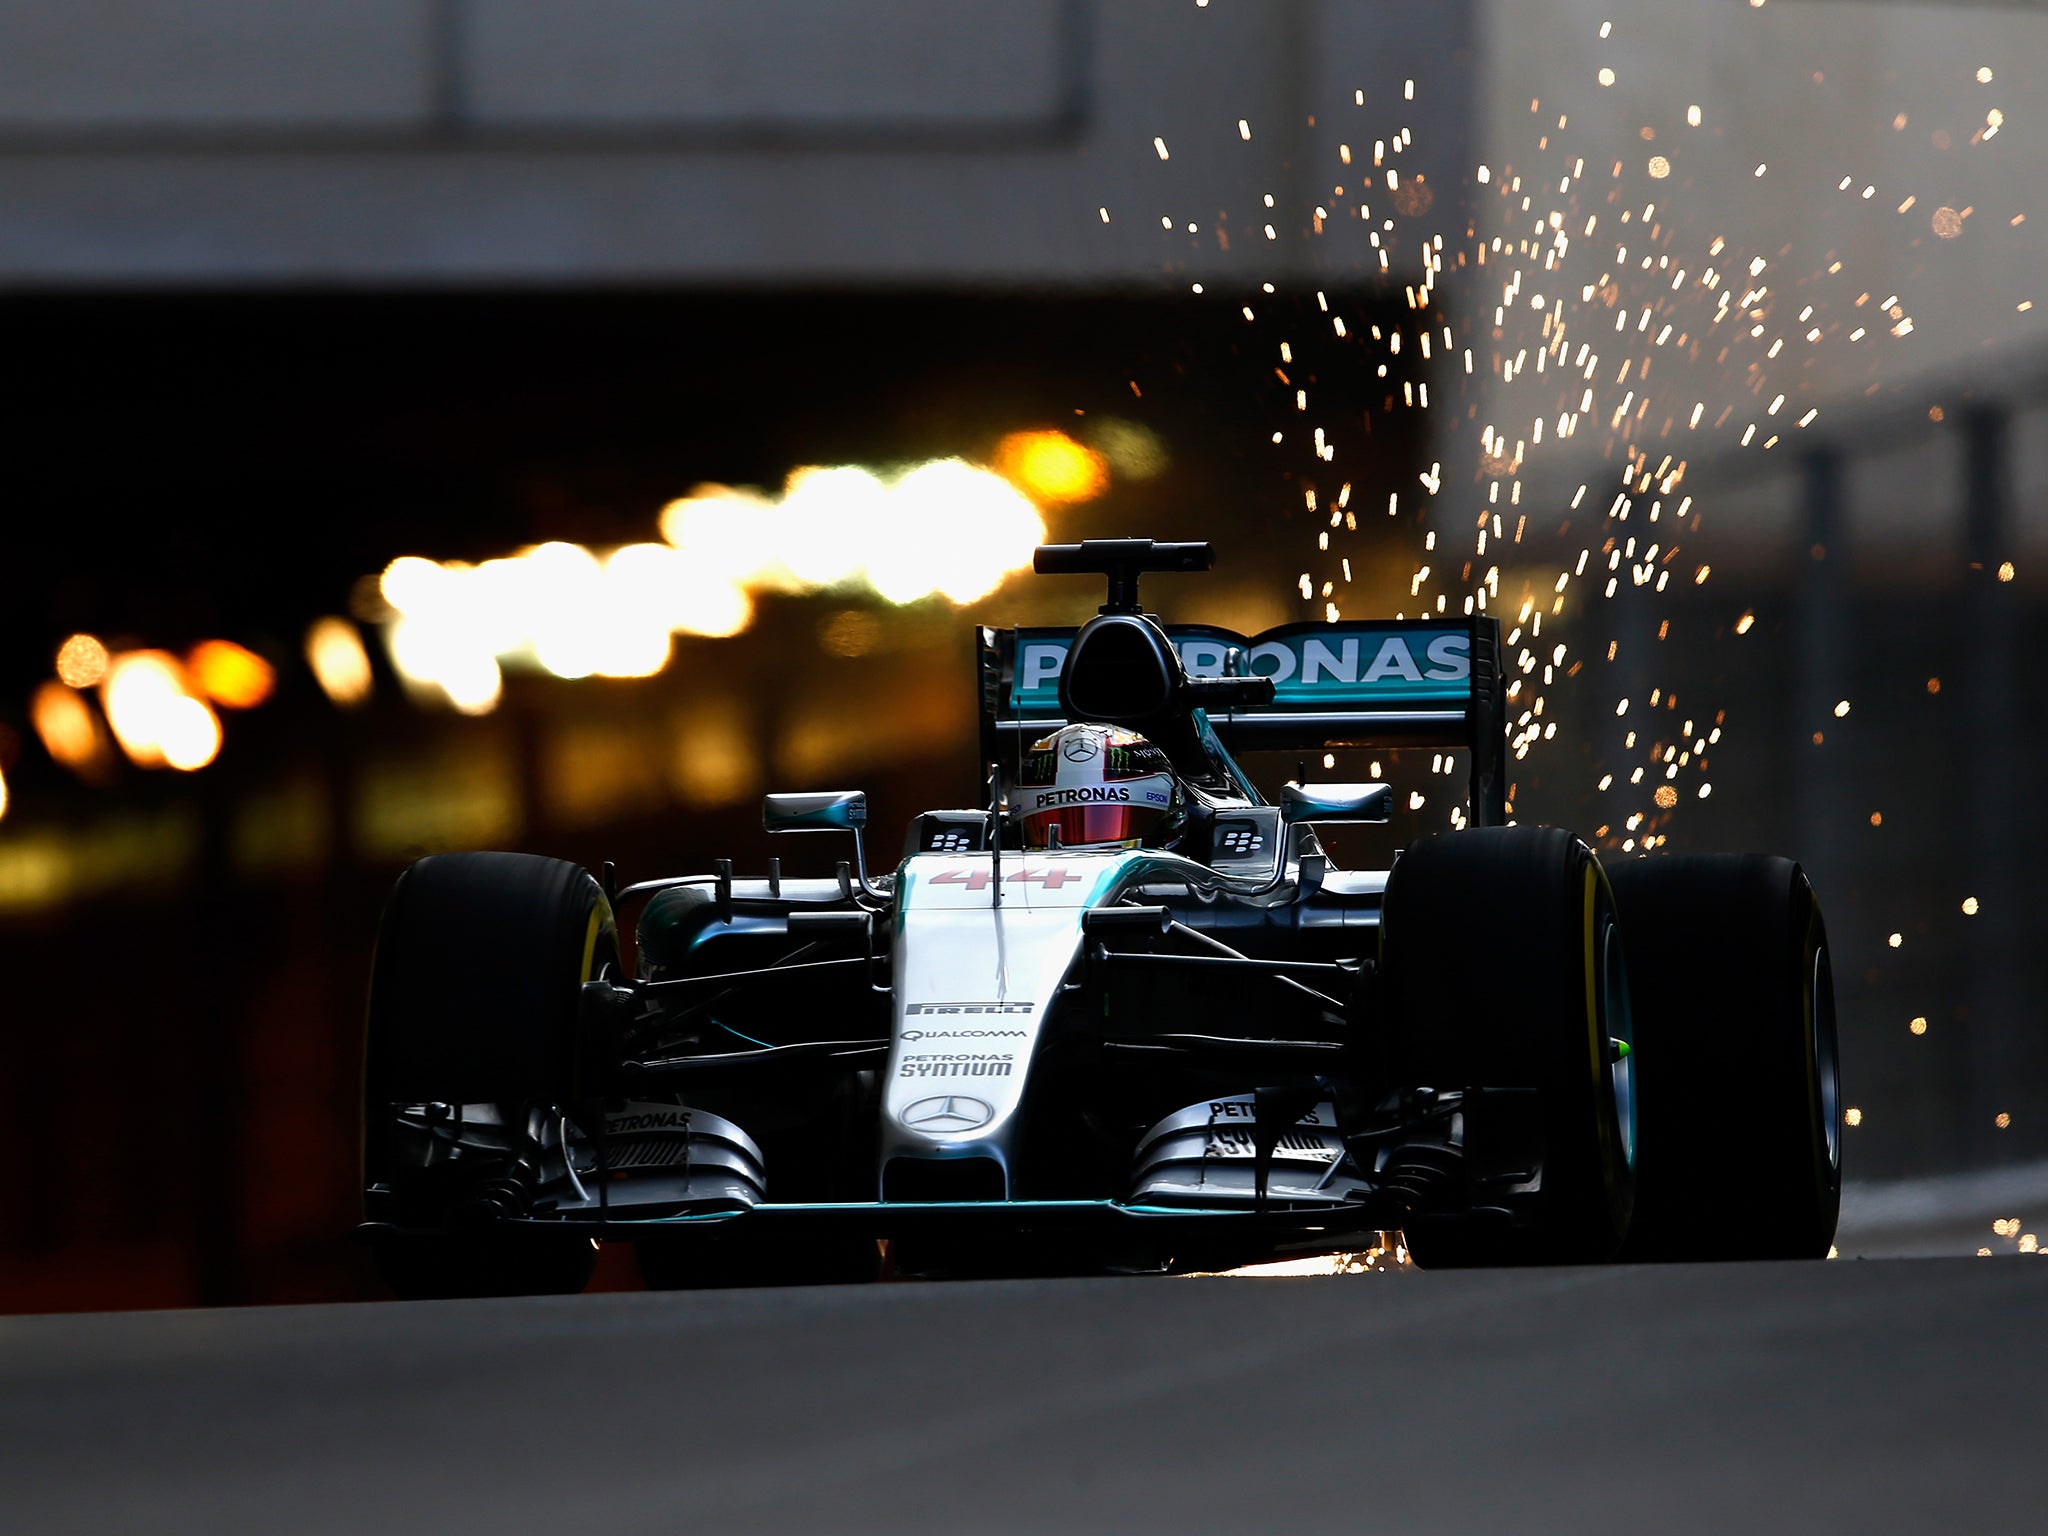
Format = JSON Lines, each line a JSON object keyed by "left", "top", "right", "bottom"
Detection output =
{"left": 604, "top": 542, "right": 751, "bottom": 642}
{"left": 99, "top": 651, "right": 219, "bottom": 770}
{"left": 779, "top": 466, "right": 890, "bottom": 585}
{"left": 186, "top": 640, "right": 275, "bottom": 710}
{"left": 1084, "top": 418, "right": 1169, "bottom": 480}
{"left": 659, "top": 457, "right": 1048, "bottom": 605}
{"left": 657, "top": 484, "right": 783, "bottom": 588}
{"left": 156, "top": 696, "right": 223, "bottom": 771}
{"left": 54, "top": 634, "right": 109, "bottom": 690}
{"left": 367, "top": 453, "right": 1049, "bottom": 708}
{"left": 99, "top": 652, "right": 184, "bottom": 766}
{"left": 304, "top": 618, "right": 374, "bottom": 709}
{"left": 993, "top": 430, "right": 1110, "bottom": 504}
{"left": 30, "top": 682, "right": 113, "bottom": 781}
{"left": 865, "top": 459, "right": 1047, "bottom": 604}
{"left": 386, "top": 614, "right": 504, "bottom": 715}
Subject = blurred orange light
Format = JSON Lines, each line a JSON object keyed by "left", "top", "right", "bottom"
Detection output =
{"left": 187, "top": 639, "right": 275, "bottom": 709}
{"left": 0, "top": 762, "right": 8, "bottom": 821}
{"left": 993, "top": 431, "right": 1109, "bottom": 504}
{"left": 157, "top": 696, "right": 222, "bottom": 771}
{"left": 305, "top": 618, "right": 374, "bottom": 709}
{"left": 54, "top": 633, "right": 110, "bottom": 689}
{"left": 100, "top": 650, "right": 190, "bottom": 768}
{"left": 31, "top": 681, "right": 115, "bottom": 782}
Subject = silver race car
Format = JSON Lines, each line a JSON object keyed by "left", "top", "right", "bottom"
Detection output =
{"left": 358, "top": 539, "right": 1841, "bottom": 1294}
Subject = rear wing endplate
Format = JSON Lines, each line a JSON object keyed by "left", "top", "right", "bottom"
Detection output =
{"left": 976, "top": 617, "right": 1507, "bottom": 826}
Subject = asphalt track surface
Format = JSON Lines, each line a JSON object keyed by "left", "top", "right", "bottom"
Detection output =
{"left": 4, "top": 1257, "right": 2046, "bottom": 1534}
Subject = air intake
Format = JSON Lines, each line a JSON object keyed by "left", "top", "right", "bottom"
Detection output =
{"left": 1059, "top": 613, "right": 1181, "bottom": 722}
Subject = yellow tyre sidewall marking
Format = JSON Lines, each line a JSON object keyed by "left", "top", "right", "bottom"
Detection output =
{"left": 580, "top": 905, "right": 604, "bottom": 984}
{"left": 572, "top": 899, "right": 616, "bottom": 1099}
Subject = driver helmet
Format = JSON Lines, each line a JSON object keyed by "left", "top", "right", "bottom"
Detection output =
{"left": 1011, "top": 723, "right": 1182, "bottom": 849}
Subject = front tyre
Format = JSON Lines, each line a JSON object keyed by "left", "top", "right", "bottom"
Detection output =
{"left": 362, "top": 851, "right": 615, "bottom": 1300}
{"left": 1380, "top": 827, "right": 1635, "bottom": 1268}
{"left": 1608, "top": 855, "right": 1840, "bottom": 1261}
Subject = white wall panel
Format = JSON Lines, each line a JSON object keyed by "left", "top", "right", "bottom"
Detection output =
{"left": 0, "top": 1, "right": 430, "bottom": 130}
{"left": 463, "top": 0, "right": 1071, "bottom": 131}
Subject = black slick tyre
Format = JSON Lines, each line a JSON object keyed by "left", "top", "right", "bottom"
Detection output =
{"left": 1379, "top": 827, "right": 1636, "bottom": 1268}
{"left": 363, "top": 851, "right": 616, "bottom": 1300}
{"left": 1607, "top": 855, "right": 1840, "bottom": 1261}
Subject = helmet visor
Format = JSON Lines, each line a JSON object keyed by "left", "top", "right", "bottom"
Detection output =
{"left": 1021, "top": 803, "right": 1164, "bottom": 848}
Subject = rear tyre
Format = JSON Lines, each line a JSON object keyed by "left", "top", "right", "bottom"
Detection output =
{"left": 363, "top": 851, "right": 615, "bottom": 1300}
{"left": 1380, "top": 827, "right": 1635, "bottom": 1268}
{"left": 1607, "top": 855, "right": 1840, "bottom": 1261}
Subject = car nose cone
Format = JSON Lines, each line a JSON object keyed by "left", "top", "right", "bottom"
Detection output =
{"left": 900, "top": 1095, "right": 994, "bottom": 1132}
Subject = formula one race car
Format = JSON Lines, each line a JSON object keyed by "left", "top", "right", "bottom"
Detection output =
{"left": 358, "top": 539, "right": 1842, "bottom": 1296}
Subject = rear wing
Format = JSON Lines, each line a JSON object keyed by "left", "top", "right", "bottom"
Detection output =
{"left": 976, "top": 617, "right": 1508, "bottom": 825}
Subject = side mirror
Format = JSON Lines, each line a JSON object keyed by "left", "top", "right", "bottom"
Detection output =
{"left": 1280, "top": 782, "right": 1394, "bottom": 826}
{"left": 762, "top": 791, "right": 881, "bottom": 901}
{"left": 763, "top": 790, "right": 867, "bottom": 834}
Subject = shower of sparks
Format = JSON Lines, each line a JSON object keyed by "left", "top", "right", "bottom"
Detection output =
{"left": 1127, "top": 1, "right": 1985, "bottom": 857}
{"left": 1187, "top": 1233, "right": 1412, "bottom": 1277}
{"left": 1118, "top": 8, "right": 2044, "bottom": 1210}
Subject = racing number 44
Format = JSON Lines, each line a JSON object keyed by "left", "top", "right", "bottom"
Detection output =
{"left": 931, "top": 865, "right": 1081, "bottom": 891}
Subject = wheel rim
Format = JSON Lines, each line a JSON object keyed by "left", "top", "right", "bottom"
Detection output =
{"left": 1602, "top": 915, "right": 1637, "bottom": 1170}
{"left": 1813, "top": 944, "right": 1841, "bottom": 1176}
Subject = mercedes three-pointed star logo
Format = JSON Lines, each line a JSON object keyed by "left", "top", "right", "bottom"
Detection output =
{"left": 900, "top": 1095, "right": 995, "bottom": 1133}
